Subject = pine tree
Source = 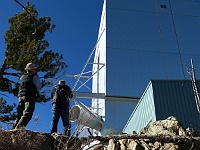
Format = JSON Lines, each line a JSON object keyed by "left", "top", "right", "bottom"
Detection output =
{"left": 0, "top": 98, "right": 16, "bottom": 122}
{"left": 0, "top": 2, "right": 68, "bottom": 122}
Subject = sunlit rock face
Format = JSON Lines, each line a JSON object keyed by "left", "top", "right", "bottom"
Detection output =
{"left": 93, "top": 116, "right": 200, "bottom": 150}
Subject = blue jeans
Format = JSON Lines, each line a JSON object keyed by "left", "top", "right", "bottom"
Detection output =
{"left": 50, "top": 104, "right": 70, "bottom": 136}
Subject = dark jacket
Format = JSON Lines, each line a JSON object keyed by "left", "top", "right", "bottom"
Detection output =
{"left": 51, "top": 84, "right": 73, "bottom": 107}
{"left": 18, "top": 73, "right": 37, "bottom": 97}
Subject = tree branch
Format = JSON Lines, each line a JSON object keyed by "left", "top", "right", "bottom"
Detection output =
{"left": 0, "top": 59, "right": 7, "bottom": 79}
{"left": 91, "top": 134, "right": 200, "bottom": 143}
{"left": 4, "top": 78, "right": 16, "bottom": 84}
{"left": 3, "top": 72, "right": 20, "bottom": 78}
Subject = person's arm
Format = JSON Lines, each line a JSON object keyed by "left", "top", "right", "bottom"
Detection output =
{"left": 33, "top": 74, "right": 42, "bottom": 91}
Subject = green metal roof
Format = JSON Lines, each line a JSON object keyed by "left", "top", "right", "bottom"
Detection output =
{"left": 123, "top": 80, "right": 200, "bottom": 134}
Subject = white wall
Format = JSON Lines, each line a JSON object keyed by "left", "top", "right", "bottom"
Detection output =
{"left": 92, "top": 0, "right": 106, "bottom": 118}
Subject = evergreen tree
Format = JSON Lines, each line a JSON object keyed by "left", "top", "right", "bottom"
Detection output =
{"left": 0, "top": 98, "right": 16, "bottom": 122}
{"left": 0, "top": 2, "right": 68, "bottom": 122}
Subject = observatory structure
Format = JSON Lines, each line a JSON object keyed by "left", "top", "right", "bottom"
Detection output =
{"left": 70, "top": 0, "right": 200, "bottom": 136}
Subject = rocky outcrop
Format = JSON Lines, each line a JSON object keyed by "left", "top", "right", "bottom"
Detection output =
{"left": 92, "top": 116, "right": 200, "bottom": 150}
{"left": 0, "top": 129, "right": 51, "bottom": 150}
{"left": 139, "top": 116, "right": 186, "bottom": 136}
{"left": 0, "top": 116, "right": 200, "bottom": 150}
{"left": 0, "top": 129, "right": 81, "bottom": 150}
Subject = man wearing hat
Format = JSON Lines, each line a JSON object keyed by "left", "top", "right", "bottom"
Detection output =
{"left": 50, "top": 80, "right": 73, "bottom": 136}
{"left": 13, "top": 63, "right": 41, "bottom": 129}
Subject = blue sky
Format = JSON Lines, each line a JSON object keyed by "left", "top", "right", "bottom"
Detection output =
{"left": 0, "top": 0, "right": 103, "bottom": 133}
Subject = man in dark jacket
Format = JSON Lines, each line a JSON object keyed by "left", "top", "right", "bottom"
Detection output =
{"left": 50, "top": 80, "right": 73, "bottom": 136}
{"left": 13, "top": 63, "right": 41, "bottom": 129}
